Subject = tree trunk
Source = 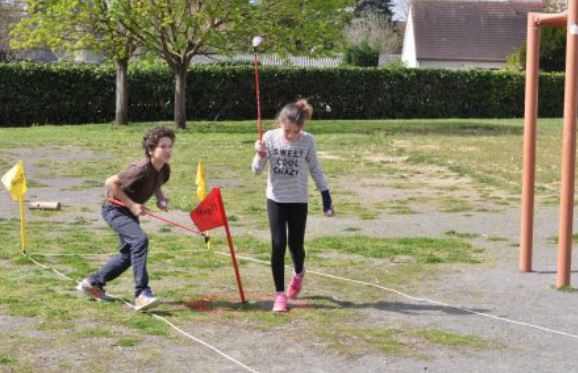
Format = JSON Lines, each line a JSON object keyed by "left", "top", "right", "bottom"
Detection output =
{"left": 174, "top": 65, "right": 187, "bottom": 129}
{"left": 115, "top": 58, "right": 129, "bottom": 125}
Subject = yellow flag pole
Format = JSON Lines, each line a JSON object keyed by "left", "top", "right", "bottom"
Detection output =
{"left": 196, "top": 160, "right": 211, "bottom": 249}
{"left": 18, "top": 196, "right": 26, "bottom": 254}
{"left": 2, "top": 160, "right": 27, "bottom": 254}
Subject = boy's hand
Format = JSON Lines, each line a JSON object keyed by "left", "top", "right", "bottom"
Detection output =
{"left": 324, "top": 205, "right": 335, "bottom": 217}
{"left": 255, "top": 140, "right": 266, "bottom": 158}
{"left": 157, "top": 198, "right": 169, "bottom": 212}
{"left": 129, "top": 202, "right": 146, "bottom": 217}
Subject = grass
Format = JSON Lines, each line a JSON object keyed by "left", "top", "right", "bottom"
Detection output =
{"left": 486, "top": 235, "right": 508, "bottom": 242}
{"left": 116, "top": 337, "right": 142, "bottom": 347}
{"left": 0, "top": 118, "right": 568, "bottom": 220}
{"left": 0, "top": 118, "right": 555, "bottom": 220}
{"left": 554, "top": 285, "right": 577, "bottom": 292}
{"left": 0, "top": 118, "right": 542, "bottom": 368}
{"left": 316, "top": 324, "right": 490, "bottom": 358}
{"left": 547, "top": 233, "right": 578, "bottom": 244}
{"left": 413, "top": 329, "right": 489, "bottom": 349}
{"left": 0, "top": 354, "right": 16, "bottom": 364}
{"left": 317, "top": 325, "right": 412, "bottom": 357}
{"left": 122, "top": 317, "right": 170, "bottom": 336}
{"left": 445, "top": 230, "right": 480, "bottom": 239}
{"left": 306, "top": 236, "right": 481, "bottom": 264}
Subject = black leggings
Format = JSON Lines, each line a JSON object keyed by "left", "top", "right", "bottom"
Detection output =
{"left": 267, "top": 199, "right": 308, "bottom": 292}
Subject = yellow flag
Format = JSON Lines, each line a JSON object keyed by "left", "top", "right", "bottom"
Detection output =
{"left": 196, "top": 161, "right": 207, "bottom": 201}
{"left": 2, "top": 161, "right": 27, "bottom": 201}
{"left": 2, "top": 161, "right": 27, "bottom": 253}
{"left": 195, "top": 161, "right": 210, "bottom": 249}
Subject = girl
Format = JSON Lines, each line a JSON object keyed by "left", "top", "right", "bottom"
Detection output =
{"left": 252, "top": 99, "right": 334, "bottom": 312}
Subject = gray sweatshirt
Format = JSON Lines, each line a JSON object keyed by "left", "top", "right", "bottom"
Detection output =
{"left": 252, "top": 128, "right": 329, "bottom": 203}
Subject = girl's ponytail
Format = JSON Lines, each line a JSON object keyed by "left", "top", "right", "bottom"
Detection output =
{"left": 277, "top": 99, "right": 313, "bottom": 128}
{"left": 295, "top": 99, "right": 313, "bottom": 121}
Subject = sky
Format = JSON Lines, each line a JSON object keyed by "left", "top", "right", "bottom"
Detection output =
{"left": 391, "top": 0, "right": 409, "bottom": 21}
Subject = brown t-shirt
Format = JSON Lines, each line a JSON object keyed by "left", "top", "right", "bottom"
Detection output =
{"left": 115, "top": 158, "right": 171, "bottom": 204}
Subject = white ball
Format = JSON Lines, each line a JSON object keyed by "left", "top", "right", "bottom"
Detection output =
{"left": 252, "top": 36, "right": 263, "bottom": 48}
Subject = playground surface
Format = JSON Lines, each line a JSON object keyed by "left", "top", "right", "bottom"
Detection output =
{"left": 1, "top": 121, "right": 577, "bottom": 372}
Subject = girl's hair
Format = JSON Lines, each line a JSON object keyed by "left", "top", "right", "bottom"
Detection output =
{"left": 142, "top": 126, "right": 176, "bottom": 158}
{"left": 277, "top": 99, "right": 314, "bottom": 128}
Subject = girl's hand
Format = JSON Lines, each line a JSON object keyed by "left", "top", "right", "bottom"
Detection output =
{"left": 255, "top": 140, "right": 266, "bottom": 157}
{"left": 321, "top": 190, "right": 333, "bottom": 217}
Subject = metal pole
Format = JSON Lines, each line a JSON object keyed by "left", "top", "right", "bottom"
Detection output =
{"left": 520, "top": 14, "right": 540, "bottom": 272}
{"left": 557, "top": 0, "right": 578, "bottom": 287}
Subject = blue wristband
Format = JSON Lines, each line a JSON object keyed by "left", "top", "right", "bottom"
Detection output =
{"left": 321, "top": 190, "right": 332, "bottom": 212}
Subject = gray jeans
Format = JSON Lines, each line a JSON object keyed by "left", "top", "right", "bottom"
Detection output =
{"left": 90, "top": 204, "right": 151, "bottom": 297}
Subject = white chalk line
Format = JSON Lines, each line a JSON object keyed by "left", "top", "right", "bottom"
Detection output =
{"left": 28, "top": 249, "right": 578, "bottom": 340}
{"left": 22, "top": 254, "right": 259, "bottom": 373}
{"left": 222, "top": 252, "right": 578, "bottom": 341}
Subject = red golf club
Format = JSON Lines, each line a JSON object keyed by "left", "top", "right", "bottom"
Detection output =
{"left": 253, "top": 36, "right": 264, "bottom": 149}
{"left": 107, "top": 197, "right": 210, "bottom": 243}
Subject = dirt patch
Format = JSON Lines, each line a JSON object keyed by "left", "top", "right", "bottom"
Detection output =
{"left": 318, "top": 151, "right": 408, "bottom": 164}
{"left": 317, "top": 151, "right": 343, "bottom": 160}
{"left": 0, "top": 146, "right": 109, "bottom": 221}
{"left": 365, "top": 155, "right": 409, "bottom": 164}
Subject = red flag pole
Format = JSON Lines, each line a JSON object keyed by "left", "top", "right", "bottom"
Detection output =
{"left": 215, "top": 188, "right": 246, "bottom": 303}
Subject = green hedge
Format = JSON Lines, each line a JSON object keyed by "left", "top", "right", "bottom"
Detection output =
{"left": 0, "top": 63, "right": 566, "bottom": 126}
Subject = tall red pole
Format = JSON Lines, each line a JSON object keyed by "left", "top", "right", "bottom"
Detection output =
{"left": 216, "top": 188, "right": 246, "bottom": 303}
{"left": 557, "top": 1, "right": 578, "bottom": 288}
{"left": 253, "top": 53, "right": 263, "bottom": 142}
{"left": 520, "top": 14, "right": 540, "bottom": 272}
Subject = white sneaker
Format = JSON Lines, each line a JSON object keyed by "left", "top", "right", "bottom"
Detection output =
{"left": 76, "top": 279, "right": 112, "bottom": 301}
{"left": 135, "top": 293, "right": 160, "bottom": 312}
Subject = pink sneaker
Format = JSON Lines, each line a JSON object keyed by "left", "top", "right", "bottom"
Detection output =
{"left": 287, "top": 271, "right": 305, "bottom": 299}
{"left": 272, "top": 293, "right": 287, "bottom": 312}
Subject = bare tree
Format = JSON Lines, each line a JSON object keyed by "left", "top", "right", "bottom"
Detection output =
{"left": 345, "top": 12, "right": 401, "bottom": 53}
{"left": 355, "top": 0, "right": 394, "bottom": 18}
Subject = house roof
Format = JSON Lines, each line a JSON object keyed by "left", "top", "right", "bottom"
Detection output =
{"left": 411, "top": 0, "right": 544, "bottom": 62}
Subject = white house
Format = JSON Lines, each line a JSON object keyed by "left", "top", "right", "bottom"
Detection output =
{"left": 401, "top": 0, "right": 544, "bottom": 69}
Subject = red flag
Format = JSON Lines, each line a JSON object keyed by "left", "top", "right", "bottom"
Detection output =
{"left": 190, "top": 187, "right": 246, "bottom": 303}
{"left": 190, "top": 188, "right": 226, "bottom": 231}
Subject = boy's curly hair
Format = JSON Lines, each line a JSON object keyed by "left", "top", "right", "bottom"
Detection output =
{"left": 142, "top": 126, "right": 176, "bottom": 158}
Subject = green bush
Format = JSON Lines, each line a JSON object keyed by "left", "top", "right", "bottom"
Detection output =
{"left": 0, "top": 62, "right": 566, "bottom": 126}
{"left": 506, "top": 26, "right": 566, "bottom": 72}
{"left": 343, "top": 42, "right": 380, "bottom": 67}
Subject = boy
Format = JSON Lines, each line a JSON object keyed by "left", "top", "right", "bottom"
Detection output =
{"left": 77, "top": 126, "right": 175, "bottom": 312}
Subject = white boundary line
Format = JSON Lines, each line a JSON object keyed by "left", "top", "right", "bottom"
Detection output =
{"left": 221, "top": 252, "right": 578, "bottom": 341}
{"left": 29, "top": 249, "right": 578, "bottom": 340}
{"left": 23, "top": 254, "right": 259, "bottom": 373}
